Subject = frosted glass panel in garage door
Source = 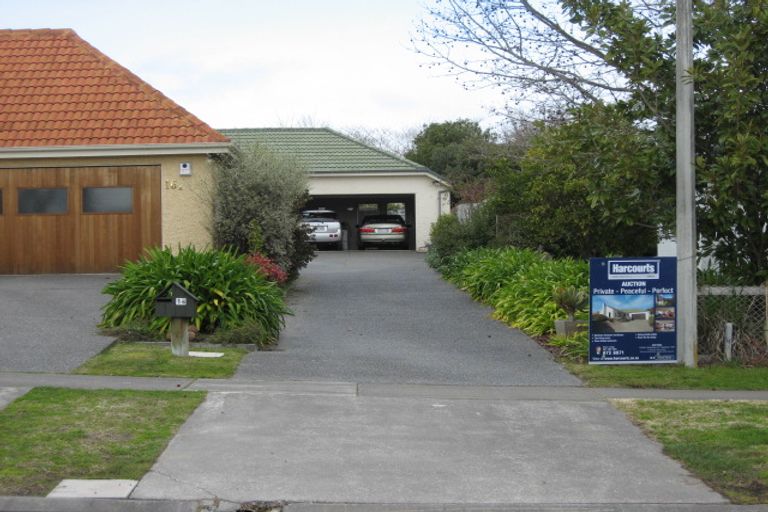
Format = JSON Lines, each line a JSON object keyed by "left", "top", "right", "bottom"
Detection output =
{"left": 18, "top": 188, "right": 68, "bottom": 214}
{"left": 83, "top": 187, "right": 133, "bottom": 213}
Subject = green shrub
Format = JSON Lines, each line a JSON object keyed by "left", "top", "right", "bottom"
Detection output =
{"left": 426, "top": 204, "right": 496, "bottom": 269}
{"left": 552, "top": 285, "right": 589, "bottom": 321}
{"left": 548, "top": 331, "right": 589, "bottom": 362}
{"left": 491, "top": 256, "right": 589, "bottom": 336}
{"left": 213, "top": 145, "right": 314, "bottom": 278}
{"left": 452, "top": 247, "right": 544, "bottom": 302}
{"left": 101, "top": 247, "right": 289, "bottom": 341}
{"left": 427, "top": 214, "right": 467, "bottom": 267}
{"left": 432, "top": 245, "right": 589, "bottom": 336}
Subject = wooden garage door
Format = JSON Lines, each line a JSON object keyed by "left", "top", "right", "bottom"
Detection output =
{"left": 0, "top": 166, "right": 161, "bottom": 274}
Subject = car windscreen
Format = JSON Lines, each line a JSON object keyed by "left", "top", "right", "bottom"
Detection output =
{"left": 361, "top": 215, "right": 405, "bottom": 225}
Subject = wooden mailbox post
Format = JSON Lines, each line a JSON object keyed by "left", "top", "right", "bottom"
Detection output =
{"left": 155, "top": 283, "right": 198, "bottom": 356}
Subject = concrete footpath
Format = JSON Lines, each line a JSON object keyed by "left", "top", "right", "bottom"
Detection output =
{"left": 3, "top": 371, "right": 768, "bottom": 401}
{"left": 3, "top": 372, "right": 768, "bottom": 511}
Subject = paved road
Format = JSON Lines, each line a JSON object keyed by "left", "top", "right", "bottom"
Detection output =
{"left": 236, "top": 252, "right": 580, "bottom": 386}
{"left": 0, "top": 274, "right": 115, "bottom": 372}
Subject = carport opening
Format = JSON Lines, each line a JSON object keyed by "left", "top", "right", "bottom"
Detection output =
{"left": 304, "top": 194, "right": 415, "bottom": 250}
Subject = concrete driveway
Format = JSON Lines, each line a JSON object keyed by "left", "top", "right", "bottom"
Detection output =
{"left": 236, "top": 252, "right": 580, "bottom": 386}
{"left": 131, "top": 254, "right": 725, "bottom": 506}
{"left": 0, "top": 274, "right": 115, "bottom": 372}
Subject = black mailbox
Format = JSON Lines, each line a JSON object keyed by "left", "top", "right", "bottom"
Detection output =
{"left": 155, "top": 282, "right": 198, "bottom": 319}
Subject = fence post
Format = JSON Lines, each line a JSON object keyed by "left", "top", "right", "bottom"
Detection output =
{"left": 764, "top": 283, "right": 768, "bottom": 347}
{"left": 724, "top": 322, "right": 733, "bottom": 362}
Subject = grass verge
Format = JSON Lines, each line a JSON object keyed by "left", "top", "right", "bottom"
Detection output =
{"left": 75, "top": 342, "right": 248, "bottom": 378}
{"left": 565, "top": 362, "right": 768, "bottom": 390}
{"left": 0, "top": 387, "right": 204, "bottom": 496}
{"left": 615, "top": 399, "right": 768, "bottom": 504}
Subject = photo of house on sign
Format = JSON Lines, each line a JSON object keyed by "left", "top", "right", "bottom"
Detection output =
{"left": 591, "top": 295, "right": 655, "bottom": 333}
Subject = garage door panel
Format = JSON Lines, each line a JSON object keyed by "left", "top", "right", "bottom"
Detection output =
{"left": 0, "top": 166, "right": 161, "bottom": 274}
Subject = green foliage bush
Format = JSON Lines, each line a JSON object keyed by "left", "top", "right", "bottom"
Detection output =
{"left": 492, "top": 257, "right": 588, "bottom": 335}
{"left": 212, "top": 145, "right": 314, "bottom": 279}
{"left": 547, "top": 331, "right": 589, "bottom": 362}
{"left": 552, "top": 285, "right": 589, "bottom": 321}
{"left": 101, "top": 247, "right": 289, "bottom": 342}
{"left": 489, "top": 104, "right": 663, "bottom": 259}
{"left": 435, "top": 246, "right": 589, "bottom": 336}
{"left": 426, "top": 204, "right": 496, "bottom": 270}
{"left": 449, "top": 247, "right": 544, "bottom": 302}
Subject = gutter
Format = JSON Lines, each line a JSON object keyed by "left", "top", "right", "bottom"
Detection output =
{"left": 0, "top": 142, "right": 232, "bottom": 159}
{"left": 311, "top": 170, "right": 450, "bottom": 187}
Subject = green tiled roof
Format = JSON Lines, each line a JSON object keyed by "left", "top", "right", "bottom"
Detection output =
{"left": 218, "top": 128, "right": 440, "bottom": 177}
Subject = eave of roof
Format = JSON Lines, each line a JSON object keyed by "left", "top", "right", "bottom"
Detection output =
{"left": 0, "top": 141, "right": 231, "bottom": 159}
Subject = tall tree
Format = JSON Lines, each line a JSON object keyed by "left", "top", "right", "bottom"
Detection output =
{"left": 418, "top": 0, "right": 768, "bottom": 283}
{"left": 406, "top": 119, "right": 496, "bottom": 201}
{"left": 492, "top": 103, "right": 664, "bottom": 258}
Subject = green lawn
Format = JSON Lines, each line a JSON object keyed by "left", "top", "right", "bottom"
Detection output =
{"left": 75, "top": 342, "right": 249, "bottom": 378}
{"left": 566, "top": 362, "right": 768, "bottom": 390}
{"left": 0, "top": 387, "right": 204, "bottom": 496}
{"left": 615, "top": 399, "right": 768, "bottom": 504}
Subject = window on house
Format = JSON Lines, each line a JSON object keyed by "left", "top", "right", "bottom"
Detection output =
{"left": 18, "top": 188, "right": 68, "bottom": 214}
{"left": 83, "top": 187, "right": 133, "bottom": 213}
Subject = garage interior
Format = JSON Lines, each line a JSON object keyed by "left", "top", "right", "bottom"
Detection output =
{"left": 305, "top": 194, "right": 415, "bottom": 250}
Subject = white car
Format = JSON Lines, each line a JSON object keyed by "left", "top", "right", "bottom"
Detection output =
{"left": 301, "top": 210, "right": 343, "bottom": 250}
{"left": 357, "top": 214, "right": 409, "bottom": 249}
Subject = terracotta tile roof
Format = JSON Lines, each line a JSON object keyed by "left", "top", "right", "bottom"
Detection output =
{"left": 0, "top": 28, "right": 228, "bottom": 148}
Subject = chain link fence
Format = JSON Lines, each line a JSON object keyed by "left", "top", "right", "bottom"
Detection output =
{"left": 698, "top": 286, "right": 768, "bottom": 365}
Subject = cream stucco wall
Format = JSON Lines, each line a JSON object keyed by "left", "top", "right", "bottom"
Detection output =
{"left": 309, "top": 173, "right": 450, "bottom": 251}
{"left": 0, "top": 153, "right": 215, "bottom": 249}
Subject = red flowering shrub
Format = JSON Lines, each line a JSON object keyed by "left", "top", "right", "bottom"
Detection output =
{"left": 246, "top": 253, "right": 288, "bottom": 284}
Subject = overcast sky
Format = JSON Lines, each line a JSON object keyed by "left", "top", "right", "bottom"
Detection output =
{"left": 2, "top": 0, "right": 505, "bottom": 135}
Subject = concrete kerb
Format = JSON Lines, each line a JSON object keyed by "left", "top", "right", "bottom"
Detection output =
{"left": 0, "top": 496, "right": 213, "bottom": 512}
{"left": 283, "top": 504, "right": 768, "bottom": 512}
{"left": 1, "top": 499, "right": 767, "bottom": 512}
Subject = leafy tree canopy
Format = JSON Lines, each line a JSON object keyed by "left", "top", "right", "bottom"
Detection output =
{"left": 405, "top": 119, "right": 499, "bottom": 201}
{"left": 492, "top": 103, "right": 662, "bottom": 258}
{"left": 418, "top": 0, "right": 768, "bottom": 282}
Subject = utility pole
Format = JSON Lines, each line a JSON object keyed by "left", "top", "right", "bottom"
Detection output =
{"left": 676, "top": 0, "right": 697, "bottom": 367}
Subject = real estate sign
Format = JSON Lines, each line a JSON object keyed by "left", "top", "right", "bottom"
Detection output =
{"left": 589, "top": 257, "right": 677, "bottom": 364}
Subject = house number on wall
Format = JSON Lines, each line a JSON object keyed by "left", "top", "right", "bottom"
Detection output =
{"left": 165, "top": 180, "right": 183, "bottom": 191}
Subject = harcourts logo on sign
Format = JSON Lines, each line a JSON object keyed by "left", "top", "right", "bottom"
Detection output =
{"left": 607, "top": 260, "right": 660, "bottom": 280}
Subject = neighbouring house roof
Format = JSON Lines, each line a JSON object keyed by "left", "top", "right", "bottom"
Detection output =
{"left": 0, "top": 28, "right": 229, "bottom": 152}
{"left": 219, "top": 127, "right": 446, "bottom": 182}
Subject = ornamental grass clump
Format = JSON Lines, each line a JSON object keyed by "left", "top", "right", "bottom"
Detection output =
{"left": 491, "top": 257, "right": 589, "bottom": 336}
{"left": 101, "top": 246, "right": 289, "bottom": 342}
{"left": 453, "top": 247, "right": 545, "bottom": 302}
